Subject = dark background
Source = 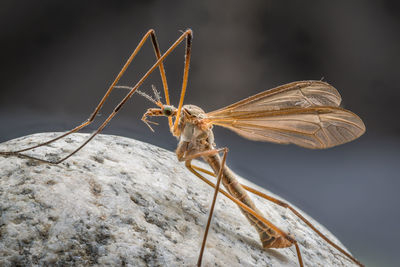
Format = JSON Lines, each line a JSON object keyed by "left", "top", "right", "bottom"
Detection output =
{"left": 1, "top": 1, "right": 399, "bottom": 266}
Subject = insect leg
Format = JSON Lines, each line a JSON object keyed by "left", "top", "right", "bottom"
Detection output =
{"left": 241, "top": 184, "right": 363, "bottom": 266}
{"left": 191, "top": 164, "right": 363, "bottom": 267}
{"left": 198, "top": 148, "right": 227, "bottom": 267}
{"left": 172, "top": 30, "right": 192, "bottom": 136}
{"left": 0, "top": 29, "right": 167, "bottom": 161}
{"left": 0, "top": 30, "right": 192, "bottom": 164}
{"left": 51, "top": 29, "right": 192, "bottom": 164}
{"left": 149, "top": 31, "right": 173, "bottom": 129}
{"left": 181, "top": 147, "right": 228, "bottom": 267}
{"left": 185, "top": 161, "right": 303, "bottom": 267}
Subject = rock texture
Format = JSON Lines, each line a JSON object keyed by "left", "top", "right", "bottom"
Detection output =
{"left": 0, "top": 133, "right": 357, "bottom": 266}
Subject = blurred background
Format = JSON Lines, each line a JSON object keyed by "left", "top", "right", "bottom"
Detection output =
{"left": 0, "top": 1, "right": 399, "bottom": 266}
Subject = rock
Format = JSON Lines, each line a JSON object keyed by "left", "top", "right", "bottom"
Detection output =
{"left": 0, "top": 133, "right": 357, "bottom": 266}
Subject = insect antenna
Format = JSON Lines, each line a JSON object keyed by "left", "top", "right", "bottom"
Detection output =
{"left": 115, "top": 85, "right": 165, "bottom": 132}
{"left": 115, "top": 85, "right": 162, "bottom": 107}
{"left": 151, "top": 84, "right": 162, "bottom": 103}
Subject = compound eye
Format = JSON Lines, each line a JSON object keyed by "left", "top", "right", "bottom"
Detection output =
{"left": 162, "top": 106, "right": 173, "bottom": 116}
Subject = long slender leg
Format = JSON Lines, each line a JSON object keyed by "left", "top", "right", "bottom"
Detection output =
{"left": 185, "top": 162, "right": 304, "bottom": 267}
{"left": 191, "top": 165, "right": 363, "bottom": 267}
{"left": 174, "top": 145, "right": 228, "bottom": 266}
{"left": 52, "top": 29, "right": 192, "bottom": 164}
{"left": 172, "top": 30, "right": 192, "bottom": 136}
{"left": 149, "top": 32, "right": 173, "bottom": 129}
{"left": 0, "top": 30, "right": 169, "bottom": 158}
{"left": 1, "top": 30, "right": 162, "bottom": 155}
{"left": 242, "top": 184, "right": 363, "bottom": 266}
{"left": 189, "top": 148, "right": 228, "bottom": 267}
{"left": 1, "top": 30, "right": 193, "bottom": 164}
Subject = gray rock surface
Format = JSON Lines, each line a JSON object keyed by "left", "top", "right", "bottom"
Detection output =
{"left": 0, "top": 133, "right": 357, "bottom": 266}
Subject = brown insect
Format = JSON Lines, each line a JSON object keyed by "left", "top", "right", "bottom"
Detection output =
{"left": 0, "top": 29, "right": 365, "bottom": 266}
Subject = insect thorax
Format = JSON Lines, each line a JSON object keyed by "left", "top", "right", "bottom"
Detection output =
{"left": 175, "top": 105, "right": 215, "bottom": 160}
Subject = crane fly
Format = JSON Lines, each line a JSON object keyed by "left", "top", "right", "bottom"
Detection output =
{"left": 0, "top": 29, "right": 365, "bottom": 266}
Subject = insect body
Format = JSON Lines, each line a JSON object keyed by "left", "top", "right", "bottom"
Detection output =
{"left": 143, "top": 80, "right": 365, "bottom": 266}
{"left": 180, "top": 104, "right": 294, "bottom": 247}
{"left": 0, "top": 29, "right": 365, "bottom": 266}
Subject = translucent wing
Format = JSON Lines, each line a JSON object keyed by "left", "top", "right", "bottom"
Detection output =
{"left": 207, "top": 81, "right": 365, "bottom": 149}
{"left": 208, "top": 80, "right": 342, "bottom": 117}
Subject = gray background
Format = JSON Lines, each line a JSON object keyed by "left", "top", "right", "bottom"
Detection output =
{"left": 1, "top": 1, "right": 399, "bottom": 266}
